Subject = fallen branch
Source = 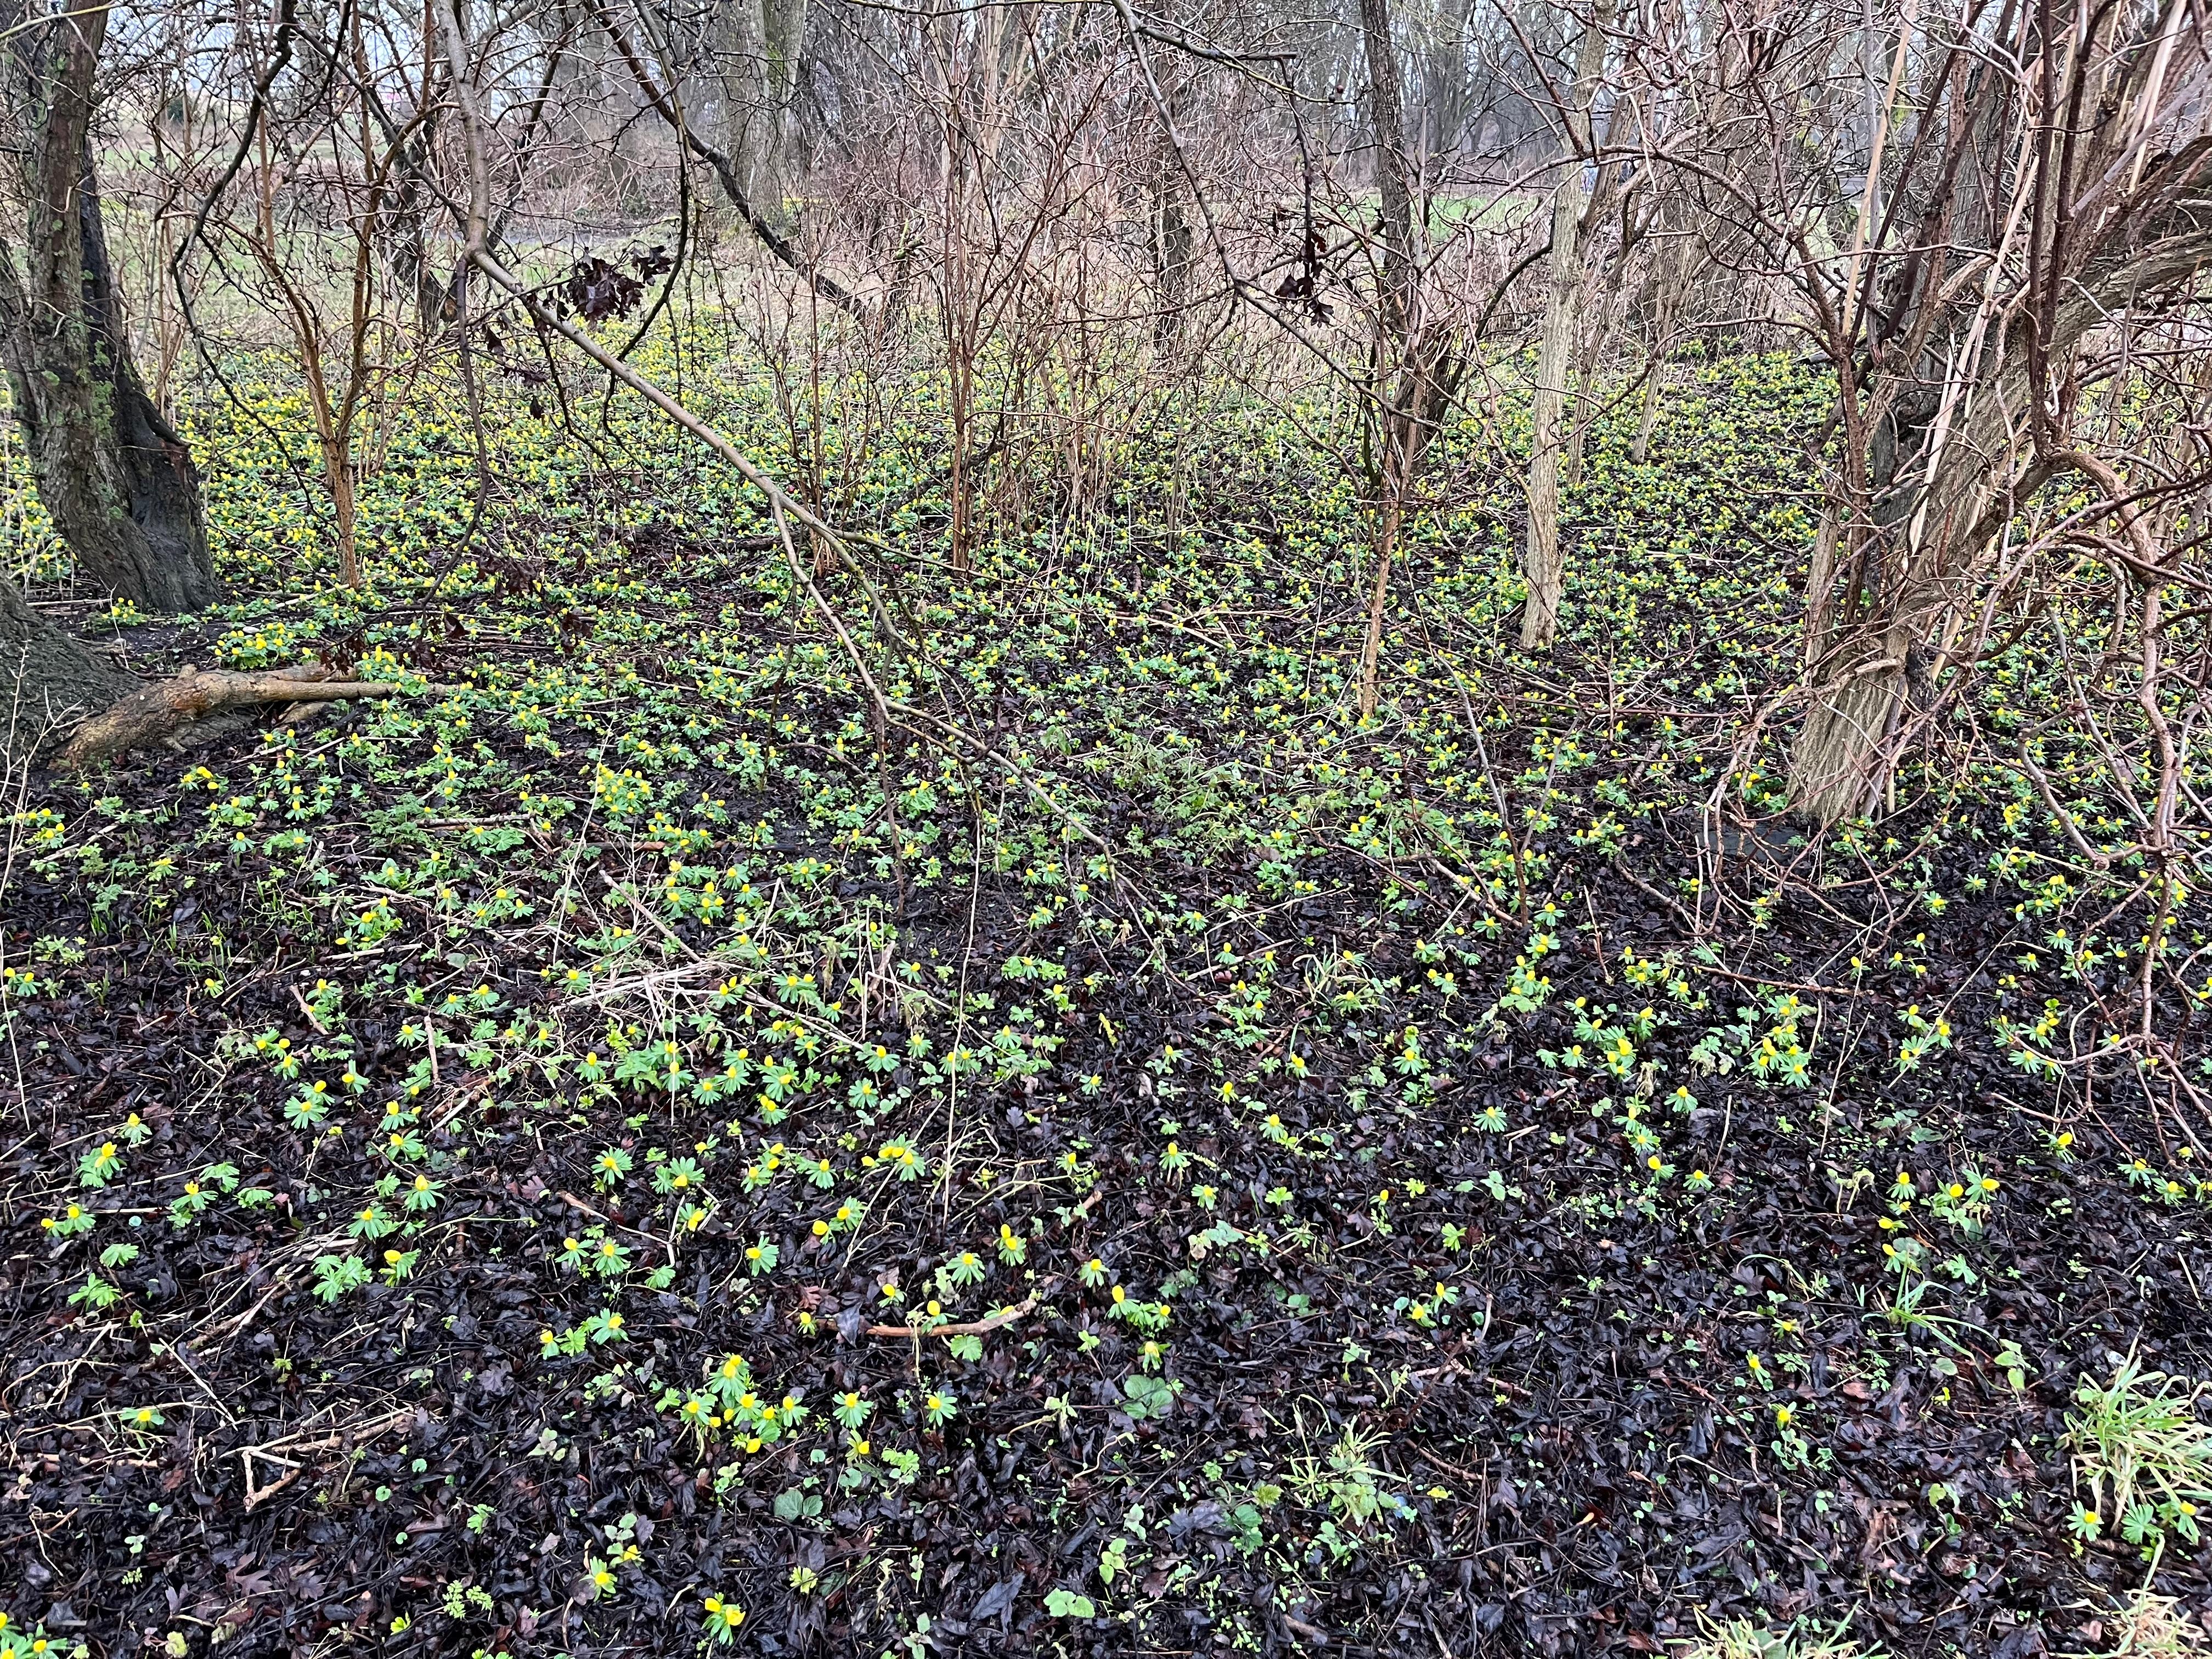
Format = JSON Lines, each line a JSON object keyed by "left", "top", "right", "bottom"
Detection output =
{"left": 867, "top": 1296, "right": 1038, "bottom": 1340}
{"left": 52, "top": 663, "right": 405, "bottom": 769}
{"left": 241, "top": 1404, "right": 416, "bottom": 1509}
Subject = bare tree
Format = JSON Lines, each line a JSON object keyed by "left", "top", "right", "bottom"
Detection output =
{"left": 206, "top": 3, "right": 425, "bottom": 588}
{"left": 1519, "top": 0, "right": 1615, "bottom": 652}
{"left": 1355, "top": 0, "right": 1463, "bottom": 717}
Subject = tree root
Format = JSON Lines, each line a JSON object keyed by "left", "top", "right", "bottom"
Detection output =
{"left": 50, "top": 663, "right": 405, "bottom": 770}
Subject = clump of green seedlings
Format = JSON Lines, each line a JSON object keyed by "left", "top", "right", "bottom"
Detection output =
{"left": 14, "top": 326, "right": 2212, "bottom": 1652}
{"left": 2061, "top": 1587, "right": 2212, "bottom": 1658}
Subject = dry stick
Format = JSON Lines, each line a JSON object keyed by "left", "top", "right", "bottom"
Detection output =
{"left": 1610, "top": 853, "right": 1695, "bottom": 930}
{"left": 291, "top": 983, "right": 330, "bottom": 1035}
{"left": 866, "top": 1296, "right": 1038, "bottom": 1341}
{"left": 158, "top": 1340, "right": 240, "bottom": 1428}
{"left": 211, "top": 1274, "right": 294, "bottom": 1344}
{"left": 936, "top": 776, "right": 997, "bottom": 1223}
{"left": 2055, "top": 449, "right": 2183, "bottom": 854}
{"left": 558, "top": 1192, "right": 668, "bottom": 1256}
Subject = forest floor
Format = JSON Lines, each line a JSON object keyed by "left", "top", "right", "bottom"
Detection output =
{"left": 2, "top": 351, "right": 2209, "bottom": 1659}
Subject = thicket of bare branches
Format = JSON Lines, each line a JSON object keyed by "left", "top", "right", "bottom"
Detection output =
{"left": 8, "top": 0, "right": 2211, "bottom": 857}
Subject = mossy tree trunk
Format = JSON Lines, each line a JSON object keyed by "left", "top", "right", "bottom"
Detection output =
{"left": 0, "top": 0, "right": 220, "bottom": 616}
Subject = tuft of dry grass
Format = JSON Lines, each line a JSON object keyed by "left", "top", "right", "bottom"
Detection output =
{"left": 2063, "top": 1589, "right": 2212, "bottom": 1658}
{"left": 1670, "top": 1613, "right": 1879, "bottom": 1659}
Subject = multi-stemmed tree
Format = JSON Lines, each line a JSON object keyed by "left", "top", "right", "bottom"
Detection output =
{"left": 1770, "top": 0, "right": 2212, "bottom": 825}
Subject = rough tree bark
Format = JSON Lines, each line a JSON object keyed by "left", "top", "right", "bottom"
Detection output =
{"left": 1153, "top": 77, "right": 1193, "bottom": 354}
{"left": 1359, "top": 0, "right": 1419, "bottom": 340}
{"left": 1520, "top": 0, "right": 1616, "bottom": 652}
{"left": 0, "top": 574, "right": 128, "bottom": 758}
{"left": 1, "top": 0, "right": 221, "bottom": 614}
{"left": 716, "top": 0, "right": 810, "bottom": 232}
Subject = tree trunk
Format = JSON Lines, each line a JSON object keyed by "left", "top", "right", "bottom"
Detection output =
{"left": 1357, "top": 0, "right": 1418, "bottom": 335}
{"left": 1353, "top": 0, "right": 1409, "bottom": 721}
{"left": 1629, "top": 351, "right": 1664, "bottom": 464}
{"left": 0, "top": 0, "right": 220, "bottom": 614}
{"left": 392, "top": 137, "right": 452, "bottom": 337}
{"left": 717, "top": 0, "right": 810, "bottom": 241}
{"left": 1354, "top": 0, "right": 1460, "bottom": 721}
{"left": 0, "top": 572, "right": 128, "bottom": 758}
{"left": 1520, "top": 0, "right": 1615, "bottom": 652}
{"left": 1153, "top": 82, "right": 1192, "bottom": 354}
{"left": 1787, "top": 625, "right": 1914, "bottom": 824}
{"left": 1787, "top": 221, "right": 2212, "bottom": 822}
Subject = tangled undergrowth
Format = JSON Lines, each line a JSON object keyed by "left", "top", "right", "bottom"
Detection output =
{"left": 2, "top": 342, "right": 2209, "bottom": 1658}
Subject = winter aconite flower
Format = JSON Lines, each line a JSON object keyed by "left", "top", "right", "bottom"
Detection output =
{"left": 701, "top": 1595, "right": 746, "bottom": 1640}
